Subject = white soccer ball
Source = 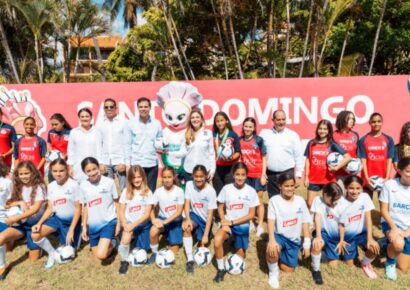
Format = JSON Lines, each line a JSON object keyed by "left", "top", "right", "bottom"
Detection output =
{"left": 56, "top": 245, "right": 75, "bottom": 264}
{"left": 6, "top": 206, "right": 26, "bottom": 225}
{"left": 128, "top": 248, "right": 148, "bottom": 267}
{"left": 327, "top": 152, "right": 343, "bottom": 167}
{"left": 225, "top": 253, "right": 245, "bottom": 275}
{"left": 370, "top": 175, "right": 384, "bottom": 191}
{"left": 344, "top": 158, "right": 363, "bottom": 175}
{"left": 46, "top": 150, "right": 63, "bottom": 162}
{"left": 155, "top": 249, "right": 175, "bottom": 269}
{"left": 220, "top": 143, "right": 234, "bottom": 160}
{"left": 193, "top": 247, "right": 213, "bottom": 267}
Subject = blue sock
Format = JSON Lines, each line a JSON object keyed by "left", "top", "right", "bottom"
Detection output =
{"left": 386, "top": 254, "right": 397, "bottom": 267}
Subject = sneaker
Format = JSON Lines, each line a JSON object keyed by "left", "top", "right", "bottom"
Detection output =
{"left": 213, "top": 269, "right": 226, "bottom": 283}
{"left": 0, "top": 264, "right": 9, "bottom": 280}
{"left": 312, "top": 270, "right": 323, "bottom": 285}
{"left": 268, "top": 272, "right": 279, "bottom": 289}
{"left": 147, "top": 253, "right": 157, "bottom": 265}
{"left": 119, "top": 261, "right": 129, "bottom": 275}
{"left": 44, "top": 255, "right": 55, "bottom": 269}
{"left": 186, "top": 261, "right": 194, "bottom": 273}
{"left": 256, "top": 225, "right": 265, "bottom": 237}
{"left": 385, "top": 264, "right": 397, "bottom": 281}
{"left": 362, "top": 263, "right": 378, "bottom": 279}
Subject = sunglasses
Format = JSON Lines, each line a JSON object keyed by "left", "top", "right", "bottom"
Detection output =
{"left": 104, "top": 106, "right": 115, "bottom": 110}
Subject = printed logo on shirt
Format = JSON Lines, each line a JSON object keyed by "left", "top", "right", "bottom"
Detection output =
{"left": 312, "top": 150, "right": 328, "bottom": 156}
{"left": 129, "top": 205, "right": 142, "bottom": 213}
{"left": 348, "top": 214, "right": 362, "bottom": 223}
{"left": 296, "top": 208, "right": 303, "bottom": 214}
{"left": 0, "top": 129, "right": 7, "bottom": 135}
{"left": 241, "top": 149, "right": 256, "bottom": 154}
{"left": 393, "top": 203, "right": 410, "bottom": 211}
{"left": 283, "top": 218, "right": 298, "bottom": 227}
{"left": 240, "top": 195, "right": 251, "bottom": 202}
{"left": 193, "top": 203, "right": 204, "bottom": 208}
{"left": 253, "top": 142, "right": 259, "bottom": 150}
{"left": 99, "top": 188, "right": 109, "bottom": 194}
{"left": 64, "top": 190, "right": 73, "bottom": 195}
{"left": 368, "top": 152, "right": 386, "bottom": 161}
{"left": 229, "top": 203, "right": 244, "bottom": 210}
{"left": 165, "top": 205, "right": 177, "bottom": 212}
{"left": 54, "top": 198, "right": 67, "bottom": 206}
{"left": 88, "top": 198, "right": 102, "bottom": 207}
{"left": 201, "top": 197, "right": 209, "bottom": 203}
{"left": 312, "top": 156, "right": 326, "bottom": 166}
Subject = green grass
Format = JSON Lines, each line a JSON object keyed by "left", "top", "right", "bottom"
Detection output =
{"left": 3, "top": 186, "right": 410, "bottom": 290}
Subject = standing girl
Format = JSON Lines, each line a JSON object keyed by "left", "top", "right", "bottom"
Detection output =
{"left": 148, "top": 166, "right": 184, "bottom": 263}
{"left": 0, "top": 161, "right": 46, "bottom": 280}
{"left": 183, "top": 165, "right": 217, "bottom": 273}
{"left": 213, "top": 162, "right": 259, "bottom": 283}
{"left": 80, "top": 157, "right": 120, "bottom": 262}
{"left": 13, "top": 117, "right": 47, "bottom": 175}
{"left": 117, "top": 166, "right": 153, "bottom": 275}
{"left": 265, "top": 173, "right": 311, "bottom": 289}
{"left": 31, "top": 159, "right": 81, "bottom": 269}
{"left": 358, "top": 112, "right": 394, "bottom": 195}
{"left": 337, "top": 176, "right": 380, "bottom": 278}
{"left": 0, "top": 108, "right": 17, "bottom": 168}
{"left": 380, "top": 157, "right": 410, "bottom": 280}
{"left": 67, "top": 108, "right": 102, "bottom": 182}
{"left": 240, "top": 117, "right": 267, "bottom": 237}
{"left": 212, "top": 112, "right": 240, "bottom": 195}
{"left": 394, "top": 121, "right": 410, "bottom": 172}
{"left": 304, "top": 119, "right": 350, "bottom": 209}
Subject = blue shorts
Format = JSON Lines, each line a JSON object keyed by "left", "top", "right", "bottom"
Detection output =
{"left": 229, "top": 223, "right": 250, "bottom": 250}
{"left": 321, "top": 231, "right": 341, "bottom": 261}
{"left": 159, "top": 216, "right": 183, "bottom": 245}
{"left": 246, "top": 177, "right": 267, "bottom": 192}
{"left": 0, "top": 222, "right": 7, "bottom": 233}
{"left": 308, "top": 183, "right": 324, "bottom": 191}
{"left": 190, "top": 212, "right": 213, "bottom": 242}
{"left": 89, "top": 219, "right": 117, "bottom": 248}
{"left": 274, "top": 233, "right": 301, "bottom": 267}
{"left": 132, "top": 221, "right": 151, "bottom": 250}
{"left": 343, "top": 231, "right": 367, "bottom": 260}
{"left": 44, "top": 215, "right": 81, "bottom": 248}
{"left": 11, "top": 222, "right": 40, "bottom": 250}
{"left": 382, "top": 222, "right": 410, "bottom": 255}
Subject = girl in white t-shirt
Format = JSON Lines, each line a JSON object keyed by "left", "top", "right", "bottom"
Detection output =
{"left": 0, "top": 161, "right": 12, "bottom": 224}
{"left": 118, "top": 165, "right": 153, "bottom": 275}
{"left": 31, "top": 159, "right": 82, "bottom": 269}
{"left": 265, "top": 172, "right": 311, "bottom": 289}
{"left": 213, "top": 162, "right": 259, "bottom": 283}
{"left": 380, "top": 157, "right": 410, "bottom": 280}
{"left": 338, "top": 175, "right": 379, "bottom": 279}
{"left": 183, "top": 165, "right": 217, "bottom": 273}
{"left": 0, "top": 161, "right": 46, "bottom": 280}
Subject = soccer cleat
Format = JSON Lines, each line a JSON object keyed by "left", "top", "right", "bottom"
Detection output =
{"left": 147, "top": 253, "right": 157, "bottom": 265}
{"left": 119, "top": 261, "right": 129, "bottom": 275}
{"left": 186, "top": 261, "right": 194, "bottom": 273}
{"left": 385, "top": 264, "right": 397, "bottom": 281}
{"left": 362, "top": 263, "right": 377, "bottom": 279}
{"left": 0, "top": 264, "right": 9, "bottom": 280}
{"left": 44, "top": 255, "right": 55, "bottom": 269}
{"left": 213, "top": 269, "right": 226, "bottom": 283}
{"left": 312, "top": 270, "right": 324, "bottom": 285}
{"left": 256, "top": 225, "right": 265, "bottom": 237}
{"left": 268, "top": 272, "right": 280, "bottom": 289}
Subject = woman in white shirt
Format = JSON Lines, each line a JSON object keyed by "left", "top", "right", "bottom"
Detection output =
{"left": 67, "top": 108, "right": 102, "bottom": 182}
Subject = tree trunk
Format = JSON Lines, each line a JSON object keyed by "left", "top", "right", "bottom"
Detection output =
{"left": 74, "top": 38, "right": 81, "bottom": 79}
{"left": 337, "top": 17, "right": 353, "bottom": 76}
{"left": 0, "top": 19, "right": 20, "bottom": 83}
{"left": 283, "top": 0, "right": 291, "bottom": 77}
{"left": 368, "top": 0, "right": 387, "bottom": 76}
{"left": 151, "top": 64, "right": 157, "bottom": 81}
{"left": 243, "top": 14, "right": 258, "bottom": 70}
{"left": 226, "top": 0, "right": 243, "bottom": 79}
{"left": 267, "top": 0, "right": 274, "bottom": 77}
{"left": 211, "top": 0, "right": 229, "bottom": 79}
{"left": 34, "top": 34, "right": 43, "bottom": 83}
{"left": 92, "top": 37, "right": 106, "bottom": 81}
{"left": 219, "top": 0, "right": 233, "bottom": 58}
{"left": 299, "top": 0, "right": 313, "bottom": 77}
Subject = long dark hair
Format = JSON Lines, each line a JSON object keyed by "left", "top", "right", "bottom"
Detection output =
{"left": 11, "top": 161, "right": 45, "bottom": 204}
{"left": 212, "top": 111, "right": 233, "bottom": 134}
{"left": 313, "top": 119, "right": 333, "bottom": 143}
{"left": 241, "top": 117, "right": 257, "bottom": 137}
{"left": 335, "top": 110, "right": 355, "bottom": 132}
{"left": 50, "top": 113, "right": 72, "bottom": 130}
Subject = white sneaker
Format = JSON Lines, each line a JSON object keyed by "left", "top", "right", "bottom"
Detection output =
{"left": 44, "top": 255, "right": 55, "bottom": 269}
{"left": 268, "top": 272, "right": 280, "bottom": 289}
{"left": 256, "top": 225, "right": 265, "bottom": 237}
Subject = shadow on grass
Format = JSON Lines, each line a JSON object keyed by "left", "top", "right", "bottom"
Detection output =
{"left": 256, "top": 236, "right": 268, "bottom": 274}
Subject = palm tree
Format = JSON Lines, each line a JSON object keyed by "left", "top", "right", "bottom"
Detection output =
{"left": 299, "top": 0, "right": 313, "bottom": 77}
{"left": 283, "top": 0, "right": 291, "bottom": 77}
{"left": 103, "top": 0, "right": 141, "bottom": 28}
{"left": 368, "top": 0, "right": 387, "bottom": 76}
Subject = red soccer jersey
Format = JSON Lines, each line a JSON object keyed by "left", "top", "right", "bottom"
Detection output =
{"left": 0, "top": 123, "right": 17, "bottom": 166}
{"left": 240, "top": 136, "right": 266, "bottom": 178}
{"left": 14, "top": 136, "right": 47, "bottom": 174}
{"left": 47, "top": 128, "right": 70, "bottom": 156}
{"left": 333, "top": 130, "right": 359, "bottom": 176}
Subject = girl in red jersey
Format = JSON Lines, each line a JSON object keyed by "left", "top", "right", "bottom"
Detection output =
{"left": 304, "top": 120, "right": 351, "bottom": 209}
{"left": 47, "top": 113, "right": 72, "bottom": 159}
{"left": 240, "top": 117, "right": 267, "bottom": 237}
{"left": 13, "top": 117, "right": 47, "bottom": 175}
{"left": 358, "top": 112, "right": 394, "bottom": 196}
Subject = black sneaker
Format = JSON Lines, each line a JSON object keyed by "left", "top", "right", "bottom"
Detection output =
{"left": 213, "top": 269, "right": 226, "bottom": 283}
{"left": 147, "top": 253, "right": 157, "bottom": 265}
{"left": 312, "top": 270, "right": 323, "bottom": 285}
{"left": 186, "top": 261, "right": 194, "bottom": 273}
{"left": 119, "top": 261, "right": 129, "bottom": 275}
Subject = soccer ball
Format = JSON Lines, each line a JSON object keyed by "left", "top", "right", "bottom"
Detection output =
{"left": 56, "top": 245, "right": 75, "bottom": 264}
{"left": 46, "top": 150, "right": 63, "bottom": 162}
{"left": 193, "top": 247, "right": 212, "bottom": 267}
{"left": 155, "top": 249, "right": 175, "bottom": 269}
{"left": 128, "top": 248, "right": 148, "bottom": 267}
{"left": 370, "top": 176, "right": 384, "bottom": 191}
{"left": 220, "top": 143, "right": 234, "bottom": 160}
{"left": 6, "top": 206, "right": 26, "bottom": 225}
{"left": 224, "top": 254, "right": 245, "bottom": 275}
{"left": 344, "top": 158, "right": 363, "bottom": 175}
{"left": 327, "top": 152, "right": 343, "bottom": 167}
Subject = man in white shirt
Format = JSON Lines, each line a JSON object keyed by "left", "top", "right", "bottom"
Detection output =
{"left": 98, "top": 98, "right": 127, "bottom": 190}
{"left": 261, "top": 110, "right": 304, "bottom": 198}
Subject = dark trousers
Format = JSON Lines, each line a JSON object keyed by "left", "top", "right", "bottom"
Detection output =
{"left": 266, "top": 168, "right": 294, "bottom": 198}
{"left": 213, "top": 165, "right": 234, "bottom": 195}
{"left": 144, "top": 165, "right": 159, "bottom": 192}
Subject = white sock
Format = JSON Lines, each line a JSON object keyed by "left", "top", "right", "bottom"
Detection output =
{"left": 216, "top": 258, "right": 225, "bottom": 270}
{"left": 118, "top": 244, "right": 130, "bottom": 261}
{"left": 311, "top": 253, "right": 321, "bottom": 271}
{"left": 150, "top": 244, "right": 159, "bottom": 254}
{"left": 35, "top": 238, "right": 56, "bottom": 257}
{"left": 0, "top": 245, "right": 6, "bottom": 268}
{"left": 183, "top": 237, "right": 193, "bottom": 262}
{"left": 361, "top": 255, "right": 374, "bottom": 266}
{"left": 267, "top": 262, "right": 279, "bottom": 275}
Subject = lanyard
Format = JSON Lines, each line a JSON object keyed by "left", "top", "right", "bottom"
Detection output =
{"left": 215, "top": 129, "right": 229, "bottom": 158}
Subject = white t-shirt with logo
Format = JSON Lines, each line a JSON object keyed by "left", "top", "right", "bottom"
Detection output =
{"left": 22, "top": 185, "right": 46, "bottom": 225}
{"left": 80, "top": 176, "right": 118, "bottom": 232}
{"left": 339, "top": 193, "right": 374, "bottom": 237}
{"left": 119, "top": 189, "right": 154, "bottom": 223}
{"left": 48, "top": 178, "right": 81, "bottom": 222}
{"left": 379, "top": 178, "right": 410, "bottom": 230}
{"left": 185, "top": 181, "right": 217, "bottom": 222}
{"left": 217, "top": 183, "right": 259, "bottom": 221}
{"left": 152, "top": 186, "right": 184, "bottom": 219}
{"left": 0, "top": 177, "right": 12, "bottom": 223}
{"left": 311, "top": 196, "right": 349, "bottom": 239}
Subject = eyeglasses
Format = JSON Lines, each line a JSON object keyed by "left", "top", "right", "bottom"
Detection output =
{"left": 104, "top": 106, "right": 115, "bottom": 110}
